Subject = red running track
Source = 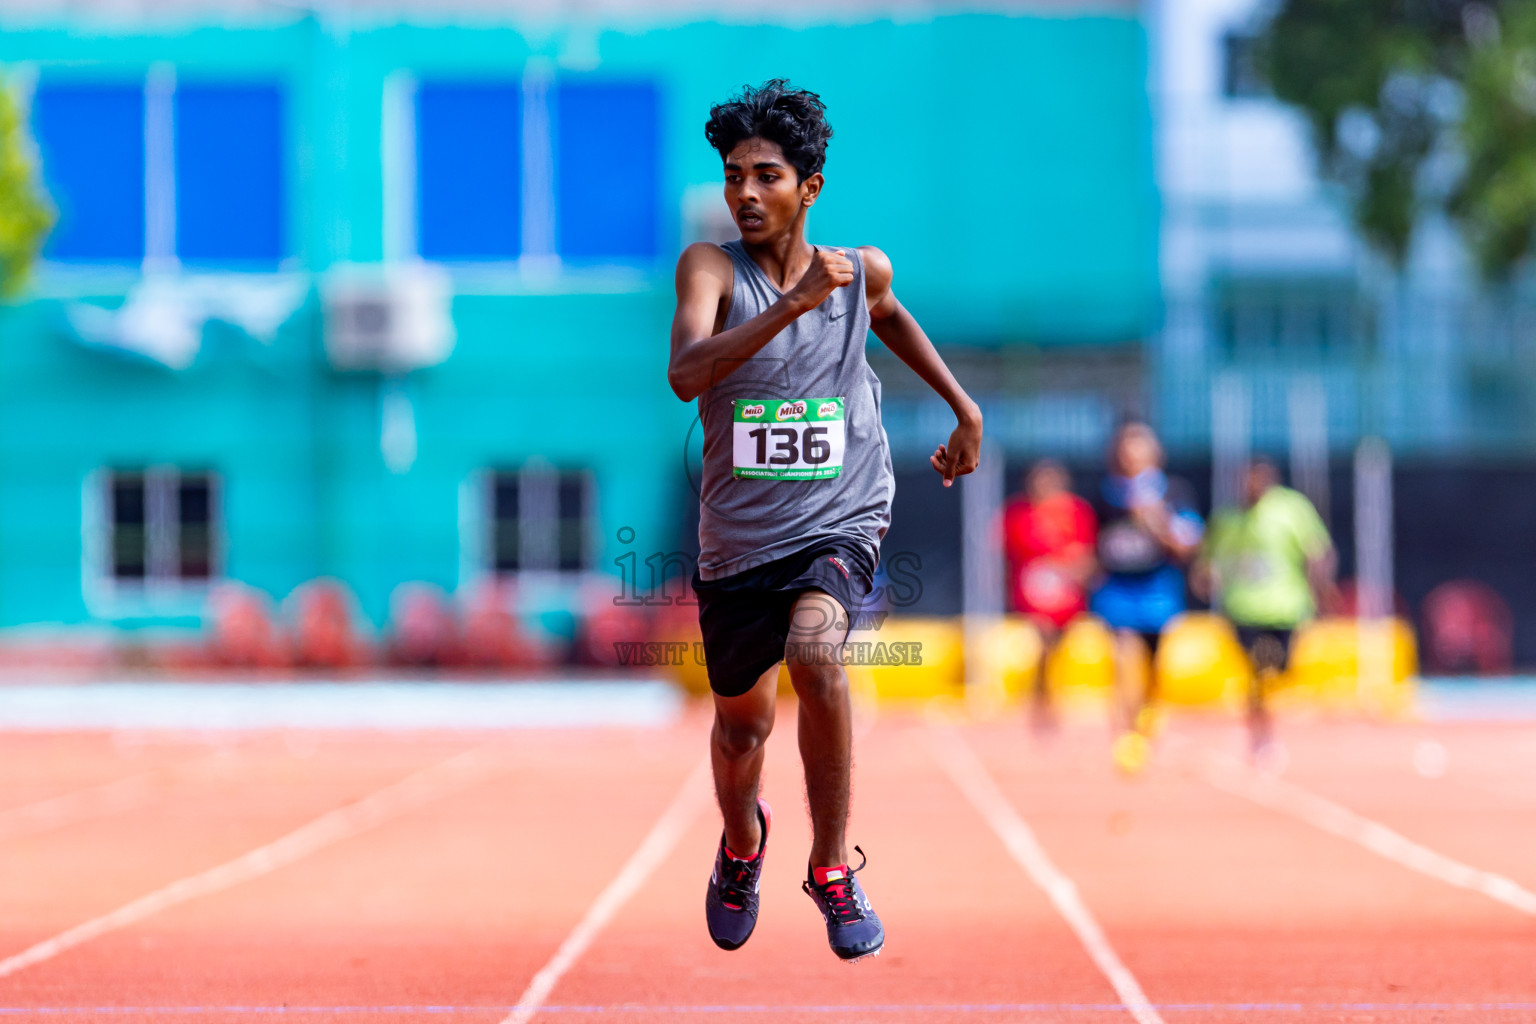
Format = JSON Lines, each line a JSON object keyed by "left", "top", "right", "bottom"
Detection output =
{"left": 0, "top": 706, "right": 1533, "bottom": 1022}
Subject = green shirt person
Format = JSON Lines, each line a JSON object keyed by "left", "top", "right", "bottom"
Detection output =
{"left": 1197, "top": 458, "right": 1338, "bottom": 760}
{"left": 1202, "top": 461, "right": 1337, "bottom": 631}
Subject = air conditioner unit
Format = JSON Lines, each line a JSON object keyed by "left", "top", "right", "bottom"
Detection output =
{"left": 322, "top": 263, "right": 456, "bottom": 373}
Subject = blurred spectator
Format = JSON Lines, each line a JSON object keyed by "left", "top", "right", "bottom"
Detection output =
{"left": 650, "top": 571, "right": 701, "bottom": 638}
{"left": 1421, "top": 580, "right": 1513, "bottom": 676}
{"left": 207, "top": 582, "right": 287, "bottom": 668}
{"left": 1091, "top": 420, "right": 1203, "bottom": 769}
{"left": 1198, "top": 457, "right": 1337, "bottom": 754}
{"left": 388, "top": 582, "right": 461, "bottom": 668}
{"left": 287, "top": 578, "right": 365, "bottom": 669}
{"left": 460, "top": 578, "right": 546, "bottom": 669}
{"left": 574, "top": 578, "right": 653, "bottom": 668}
{"left": 1002, "top": 459, "right": 1097, "bottom": 729}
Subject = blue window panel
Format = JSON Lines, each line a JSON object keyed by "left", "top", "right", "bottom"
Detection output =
{"left": 175, "top": 84, "right": 285, "bottom": 264}
{"left": 555, "top": 81, "right": 659, "bottom": 261}
{"left": 417, "top": 83, "right": 521, "bottom": 260}
{"left": 31, "top": 83, "right": 145, "bottom": 262}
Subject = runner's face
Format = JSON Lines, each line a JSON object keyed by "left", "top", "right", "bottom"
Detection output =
{"left": 1115, "top": 426, "right": 1162, "bottom": 476}
{"left": 1245, "top": 463, "right": 1278, "bottom": 506}
{"left": 1027, "top": 464, "right": 1067, "bottom": 502}
{"left": 723, "top": 138, "right": 819, "bottom": 241}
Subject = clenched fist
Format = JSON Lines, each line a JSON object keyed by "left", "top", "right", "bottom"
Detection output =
{"left": 786, "top": 248, "right": 855, "bottom": 313}
{"left": 931, "top": 415, "right": 982, "bottom": 487}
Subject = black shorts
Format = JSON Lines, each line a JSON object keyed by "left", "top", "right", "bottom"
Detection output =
{"left": 692, "top": 540, "right": 877, "bottom": 698}
{"left": 1235, "top": 625, "right": 1293, "bottom": 673}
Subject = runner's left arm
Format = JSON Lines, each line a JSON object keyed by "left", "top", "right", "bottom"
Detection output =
{"left": 1295, "top": 495, "right": 1341, "bottom": 613}
{"left": 860, "top": 246, "right": 982, "bottom": 487}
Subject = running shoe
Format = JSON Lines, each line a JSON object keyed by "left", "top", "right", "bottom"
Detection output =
{"left": 704, "top": 798, "right": 771, "bottom": 951}
{"left": 1112, "top": 729, "right": 1151, "bottom": 776}
{"left": 1133, "top": 704, "right": 1166, "bottom": 738}
{"left": 803, "top": 846, "right": 884, "bottom": 962}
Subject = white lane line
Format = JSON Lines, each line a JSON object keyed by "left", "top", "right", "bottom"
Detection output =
{"left": 1201, "top": 753, "right": 1536, "bottom": 916}
{"left": 0, "top": 771, "right": 162, "bottom": 843}
{"left": 502, "top": 755, "right": 712, "bottom": 1024}
{"left": 0, "top": 750, "right": 241, "bottom": 844}
{"left": 927, "top": 725, "right": 1165, "bottom": 1024}
{"left": 0, "top": 745, "right": 506, "bottom": 979}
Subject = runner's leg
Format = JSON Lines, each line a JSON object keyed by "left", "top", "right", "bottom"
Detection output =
{"left": 1113, "top": 629, "right": 1152, "bottom": 731}
{"left": 1110, "top": 628, "right": 1161, "bottom": 774}
{"left": 784, "top": 589, "right": 852, "bottom": 869}
{"left": 711, "top": 663, "right": 780, "bottom": 858}
{"left": 1247, "top": 668, "right": 1272, "bottom": 754}
{"left": 1245, "top": 628, "right": 1289, "bottom": 758}
{"left": 1030, "top": 617, "right": 1060, "bottom": 735}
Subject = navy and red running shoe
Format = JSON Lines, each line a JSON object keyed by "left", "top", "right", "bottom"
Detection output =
{"left": 803, "top": 846, "right": 884, "bottom": 962}
{"left": 704, "top": 798, "right": 772, "bottom": 951}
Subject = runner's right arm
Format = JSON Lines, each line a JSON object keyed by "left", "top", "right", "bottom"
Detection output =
{"left": 668, "top": 243, "right": 853, "bottom": 401}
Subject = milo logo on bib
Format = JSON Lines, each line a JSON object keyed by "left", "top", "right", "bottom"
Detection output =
{"left": 732, "top": 397, "right": 846, "bottom": 480}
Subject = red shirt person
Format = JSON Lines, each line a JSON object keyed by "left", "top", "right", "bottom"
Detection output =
{"left": 1003, "top": 460, "right": 1097, "bottom": 631}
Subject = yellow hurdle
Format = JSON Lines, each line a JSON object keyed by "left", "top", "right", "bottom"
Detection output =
{"left": 1283, "top": 617, "right": 1418, "bottom": 715}
{"left": 662, "top": 611, "right": 1418, "bottom": 715}
{"left": 1044, "top": 616, "right": 1116, "bottom": 699}
{"left": 862, "top": 616, "right": 966, "bottom": 702}
{"left": 1155, "top": 613, "right": 1250, "bottom": 709}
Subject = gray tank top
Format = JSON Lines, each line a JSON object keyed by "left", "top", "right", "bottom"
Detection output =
{"left": 695, "top": 241, "right": 895, "bottom": 580}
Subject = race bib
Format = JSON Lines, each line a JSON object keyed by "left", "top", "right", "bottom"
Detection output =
{"left": 1020, "top": 563, "right": 1080, "bottom": 616}
{"left": 733, "top": 398, "right": 846, "bottom": 480}
{"left": 1236, "top": 552, "right": 1276, "bottom": 585}
{"left": 1098, "top": 520, "right": 1163, "bottom": 575}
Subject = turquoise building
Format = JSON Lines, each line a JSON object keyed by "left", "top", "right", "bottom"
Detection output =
{"left": 0, "top": 4, "right": 1158, "bottom": 635}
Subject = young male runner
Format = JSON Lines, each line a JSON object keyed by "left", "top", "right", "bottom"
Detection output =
{"left": 1090, "top": 420, "right": 1203, "bottom": 773}
{"left": 1197, "top": 457, "right": 1336, "bottom": 757}
{"left": 1003, "top": 459, "right": 1098, "bottom": 731}
{"left": 668, "top": 80, "right": 982, "bottom": 962}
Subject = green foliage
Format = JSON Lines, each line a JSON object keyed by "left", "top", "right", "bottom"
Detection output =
{"left": 1264, "top": 0, "right": 1536, "bottom": 277}
{"left": 0, "top": 74, "right": 52, "bottom": 298}
{"left": 1456, "top": 4, "right": 1536, "bottom": 275}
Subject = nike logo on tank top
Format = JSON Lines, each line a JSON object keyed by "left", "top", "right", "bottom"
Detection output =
{"left": 695, "top": 242, "right": 895, "bottom": 581}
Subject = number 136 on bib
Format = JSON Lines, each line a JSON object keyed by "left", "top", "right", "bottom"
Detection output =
{"left": 732, "top": 398, "right": 846, "bottom": 480}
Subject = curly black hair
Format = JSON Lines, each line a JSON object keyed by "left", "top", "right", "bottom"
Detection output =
{"left": 704, "top": 79, "right": 833, "bottom": 181}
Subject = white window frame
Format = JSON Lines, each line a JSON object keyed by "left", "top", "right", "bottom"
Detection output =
{"left": 460, "top": 464, "right": 598, "bottom": 588}
{"left": 31, "top": 63, "right": 295, "bottom": 276}
{"left": 396, "top": 62, "right": 667, "bottom": 288}
{"left": 82, "top": 465, "right": 223, "bottom": 617}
